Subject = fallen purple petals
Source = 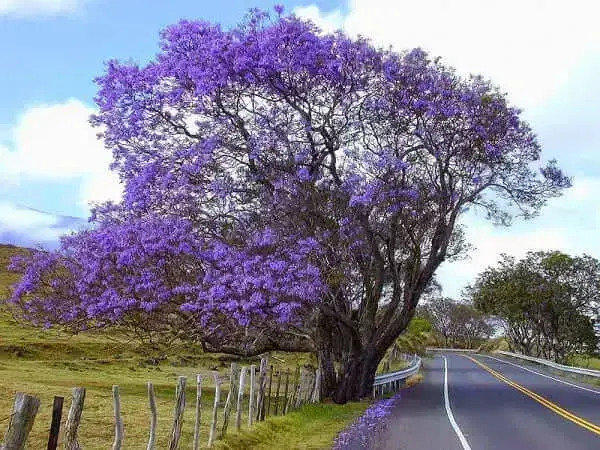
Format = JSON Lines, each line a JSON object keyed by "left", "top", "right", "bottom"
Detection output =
{"left": 333, "top": 393, "right": 401, "bottom": 449}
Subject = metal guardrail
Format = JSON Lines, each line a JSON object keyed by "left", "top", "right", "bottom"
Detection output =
{"left": 425, "top": 347, "right": 479, "bottom": 353}
{"left": 373, "top": 354, "right": 422, "bottom": 387}
{"left": 495, "top": 351, "right": 600, "bottom": 378}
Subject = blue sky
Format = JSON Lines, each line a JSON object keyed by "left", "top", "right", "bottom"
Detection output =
{"left": 0, "top": 0, "right": 599, "bottom": 297}
{"left": 0, "top": 0, "right": 339, "bottom": 217}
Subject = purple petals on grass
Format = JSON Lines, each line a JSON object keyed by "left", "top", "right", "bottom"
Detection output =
{"left": 333, "top": 394, "right": 401, "bottom": 449}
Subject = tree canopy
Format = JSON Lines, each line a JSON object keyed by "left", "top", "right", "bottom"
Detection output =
{"left": 420, "top": 297, "right": 493, "bottom": 348}
{"left": 469, "top": 251, "right": 599, "bottom": 362}
{"left": 7, "top": 7, "right": 568, "bottom": 402}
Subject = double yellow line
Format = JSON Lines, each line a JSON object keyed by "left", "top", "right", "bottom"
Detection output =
{"left": 465, "top": 355, "right": 600, "bottom": 436}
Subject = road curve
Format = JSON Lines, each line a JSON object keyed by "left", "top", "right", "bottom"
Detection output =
{"left": 371, "top": 353, "right": 600, "bottom": 449}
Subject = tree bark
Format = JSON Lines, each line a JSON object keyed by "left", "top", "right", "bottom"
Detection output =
{"left": 332, "top": 351, "right": 381, "bottom": 403}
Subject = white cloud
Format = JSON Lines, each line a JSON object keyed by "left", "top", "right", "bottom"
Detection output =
{"left": 438, "top": 225, "right": 568, "bottom": 296}
{"left": 0, "top": 201, "right": 57, "bottom": 229}
{"left": 0, "top": 201, "right": 78, "bottom": 248}
{"left": 0, "top": 99, "right": 122, "bottom": 211}
{"left": 296, "top": 1, "right": 600, "bottom": 297}
{"left": 438, "top": 177, "right": 600, "bottom": 297}
{"left": 0, "top": 0, "right": 88, "bottom": 16}
{"left": 293, "top": 5, "right": 344, "bottom": 33}
{"left": 295, "top": 0, "right": 600, "bottom": 109}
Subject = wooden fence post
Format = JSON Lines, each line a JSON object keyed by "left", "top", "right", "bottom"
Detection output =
{"left": 192, "top": 375, "right": 202, "bottom": 450}
{"left": 208, "top": 373, "right": 221, "bottom": 448}
{"left": 1, "top": 392, "right": 40, "bottom": 450}
{"left": 306, "top": 370, "right": 314, "bottom": 404}
{"left": 221, "top": 363, "right": 241, "bottom": 436}
{"left": 63, "top": 387, "right": 85, "bottom": 450}
{"left": 311, "top": 369, "right": 321, "bottom": 403}
{"left": 265, "top": 365, "right": 274, "bottom": 418}
{"left": 235, "top": 367, "right": 247, "bottom": 431}
{"left": 294, "top": 368, "right": 305, "bottom": 409}
{"left": 47, "top": 396, "right": 64, "bottom": 450}
{"left": 303, "top": 369, "right": 312, "bottom": 405}
{"left": 273, "top": 370, "right": 282, "bottom": 415}
{"left": 256, "top": 356, "right": 269, "bottom": 421}
{"left": 248, "top": 365, "right": 256, "bottom": 427}
{"left": 147, "top": 383, "right": 157, "bottom": 450}
{"left": 168, "top": 376, "right": 187, "bottom": 450}
{"left": 305, "top": 369, "right": 312, "bottom": 405}
{"left": 289, "top": 366, "right": 300, "bottom": 412}
{"left": 282, "top": 369, "right": 290, "bottom": 415}
{"left": 112, "top": 386, "right": 124, "bottom": 450}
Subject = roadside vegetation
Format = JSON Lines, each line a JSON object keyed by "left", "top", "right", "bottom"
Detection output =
{"left": 567, "top": 354, "right": 600, "bottom": 370}
{"left": 469, "top": 250, "right": 600, "bottom": 364}
{"left": 215, "top": 402, "right": 370, "bottom": 450}
{"left": 418, "top": 286, "right": 494, "bottom": 350}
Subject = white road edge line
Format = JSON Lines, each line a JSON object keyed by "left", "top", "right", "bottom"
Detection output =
{"left": 443, "top": 355, "right": 473, "bottom": 450}
{"left": 480, "top": 354, "right": 600, "bottom": 395}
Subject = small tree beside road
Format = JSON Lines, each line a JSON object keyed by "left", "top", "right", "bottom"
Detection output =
{"left": 469, "top": 251, "right": 599, "bottom": 362}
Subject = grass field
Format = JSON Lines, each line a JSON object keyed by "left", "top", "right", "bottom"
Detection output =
{"left": 215, "top": 402, "right": 370, "bottom": 450}
{"left": 0, "top": 244, "right": 369, "bottom": 449}
{"left": 566, "top": 354, "right": 600, "bottom": 370}
{"left": 0, "top": 311, "right": 322, "bottom": 449}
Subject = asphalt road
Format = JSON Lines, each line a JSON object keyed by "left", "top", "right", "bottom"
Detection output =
{"left": 372, "top": 353, "right": 600, "bottom": 449}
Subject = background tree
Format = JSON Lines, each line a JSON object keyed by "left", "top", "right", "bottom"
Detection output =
{"left": 7, "top": 8, "right": 568, "bottom": 403}
{"left": 469, "top": 251, "right": 599, "bottom": 362}
{"left": 448, "top": 303, "right": 494, "bottom": 349}
{"left": 422, "top": 297, "right": 492, "bottom": 348}
{"left": 422, "top": 296, "right": 454, "bottom": 347}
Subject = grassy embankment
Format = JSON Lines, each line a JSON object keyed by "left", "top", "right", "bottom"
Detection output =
{"left": 0, "top": 244, "right": 369, "bottom": 449}
{"left": 567, "top": 354, "right": 600, "bottom": 370}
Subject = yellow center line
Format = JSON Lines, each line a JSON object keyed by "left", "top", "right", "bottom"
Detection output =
{"left": 464, "top": 355, "right": 600, "bottom": 436}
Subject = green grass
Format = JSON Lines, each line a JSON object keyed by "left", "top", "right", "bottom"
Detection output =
{"left": 0, "top": 313, "right": 316, "bottom": 449}
{"left": 0, "top": 244, "right": 25, "bottom": 299}
{"left": 0, "top": 244, "right": 367, "bottom": 449}
{"left": 214, "top": 401, "right": 370, "bottom": 450}
{"left": 376, "top": 358, "right": 408, "bottom": 374}
{"left": 566, "top": 354, "right": 600, "bottom": 370}
{"left": 480, "top": 337, "right": 510, "bottom": 353}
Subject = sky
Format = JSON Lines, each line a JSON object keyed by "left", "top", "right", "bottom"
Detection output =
{"left": 0, "top": 0, "right": 599, "bottom": 297}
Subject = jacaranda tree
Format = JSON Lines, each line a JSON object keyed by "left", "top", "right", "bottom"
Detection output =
{"left": 8, "top": 7, "right": 569, "bottom": 403}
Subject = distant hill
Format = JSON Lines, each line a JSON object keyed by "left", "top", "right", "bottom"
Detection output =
{"left": 0, "top": 203, "right": 87, "bottom": 249}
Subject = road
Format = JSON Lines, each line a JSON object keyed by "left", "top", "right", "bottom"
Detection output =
{"left": 372, "top": 353, "right": 600, "bottom": 449}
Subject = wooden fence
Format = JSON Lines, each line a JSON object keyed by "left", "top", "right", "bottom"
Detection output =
{"left": 0, "top": 356, "right": 322, "bottom": 449}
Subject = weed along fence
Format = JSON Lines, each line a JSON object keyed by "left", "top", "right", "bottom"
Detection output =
{"left": 0, "top": 356, "right": 322, "bottom": 449}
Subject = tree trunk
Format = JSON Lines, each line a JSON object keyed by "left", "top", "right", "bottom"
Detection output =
{"left": 318, "top": 349, "right": 381, "bottom": 404}
{"left": 315, "top": 314, "right": 339, "bottom": 398}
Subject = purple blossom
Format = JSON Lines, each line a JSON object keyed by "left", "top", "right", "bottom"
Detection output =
{"left": 333, "top": 394, "right": 401, "bottom": 449}
{"left": 297, "top": 167, "right": 311, "bottom": 181}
